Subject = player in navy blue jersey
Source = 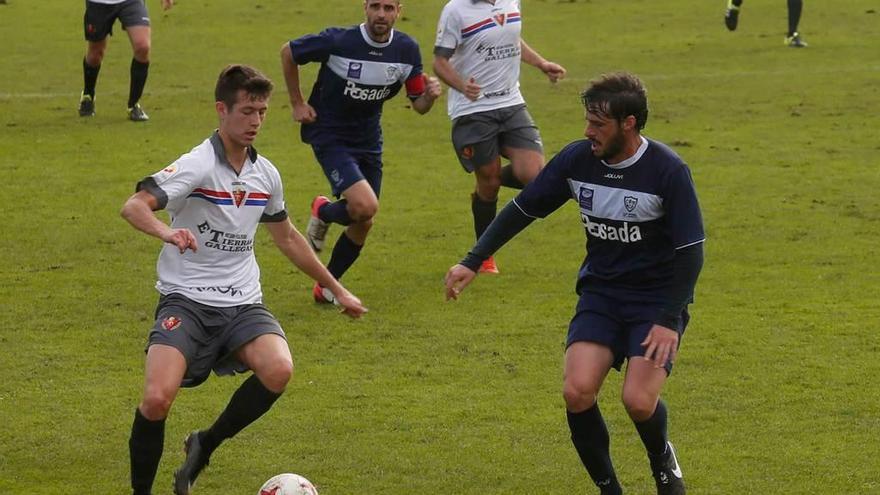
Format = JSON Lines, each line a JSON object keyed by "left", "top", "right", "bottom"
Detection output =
{"left": 280, "top": 0, "right": 442, "bottom": 304}
{"left": 445, "top": 72, "right": 704, "bottom": 495}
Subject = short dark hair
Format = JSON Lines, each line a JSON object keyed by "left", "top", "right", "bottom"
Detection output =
{"left": 580, "top": 72, "right": 649, "bottom": 131}
{"left": 214, "top": 64, "right": 274, "bottom": 110}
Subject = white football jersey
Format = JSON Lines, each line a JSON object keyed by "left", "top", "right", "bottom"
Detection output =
{"left": 435, "top": 0, "right": 525, "bottom": 119}
{"left": 141, "top": 132, "right": 287, "bottom": 307}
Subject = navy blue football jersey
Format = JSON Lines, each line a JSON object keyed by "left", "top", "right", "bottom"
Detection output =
{"left": 514, "top": 138, "right": 705, "bottom": 292}
{"left": 289, "top": 24, "right": 425, "bottom": 152}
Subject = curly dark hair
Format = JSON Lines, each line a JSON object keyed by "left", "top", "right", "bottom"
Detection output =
{"left": 580, "top": 72, "right": 648, "bottom": 130}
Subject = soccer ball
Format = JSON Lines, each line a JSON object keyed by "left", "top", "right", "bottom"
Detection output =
{"left": 258, "top": 473, "right": 319, "bottom": 495}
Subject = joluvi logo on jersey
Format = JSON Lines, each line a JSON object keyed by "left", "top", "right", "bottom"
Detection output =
{"left": 579, "top": 187, "right": 594, "bottom": 211}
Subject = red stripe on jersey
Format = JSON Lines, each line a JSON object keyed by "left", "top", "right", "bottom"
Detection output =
{"left": 461, "top": 18, "right": 493, "bottom": 34}
{"left": 248, "top": 192, "right": 271, "bottom": 199}
{"left": 405, "top": 73, "right": 426, "bottom": 97}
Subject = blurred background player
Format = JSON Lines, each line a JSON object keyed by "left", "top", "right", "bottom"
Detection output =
{"left": 433, "top": 0, "right": 565, "bottom": 274}
{"left": 445, "top": 72, "right": 704, "bottom": 495}
{"left": 79, "top": 0, "right": 174, "bottom": 121}
{"left": 725, "top": 0, "right": 807, "bottom": 47}
{"left": 280, "top": 0, "right": 442, "bottom": 304}
{"left": 121, "top": 64, "right": 366, "bottom": 495}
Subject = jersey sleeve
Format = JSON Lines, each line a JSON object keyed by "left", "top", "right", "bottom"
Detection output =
{"left": 513, "top": 142, "right": 581, "bottom": 218}
{"left": 434, "top": 3, "right": 461, "bottom": 51}
{"left": 289, "top": 27, "right": 339, "bottom": 64}
{"left": 139, "top": 152, "right": 203, "bottom": 210}
{"left": 260, "top": 162, "right": 288, "bottom": 223}
{"left": 664, "top": 164, "right": 705, "bottom": 249}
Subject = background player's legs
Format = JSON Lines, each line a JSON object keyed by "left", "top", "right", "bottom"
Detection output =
{"left": 322, "top": 180, "right": 376, "bottom": 283}
{"left": 724, "top": 0, "right": 743, "bottom": 31}
{"left": 130, "top": 344, "right": 186, "bottom": 495}
{"left": 81, "top": 39, "right": 107, "bottom": 116}
{"left": 787, "top": 0, "right": 803, "bottom": 36}
{"left": 125, "top": 26, "right": 151, "bottom": 111}
{"left": 500, "top": 146, "right": 543, "bottom": 189}
{"left": 563, "top": 342, "right": 622, "bottom": 495}
{"left": 472, "top": 157, "right": 502, "bottom": 273}
{"left": 623, "top": 358, "right": 683, "bottom": 493}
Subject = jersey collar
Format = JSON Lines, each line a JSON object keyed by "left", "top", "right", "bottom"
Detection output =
{"left": 602, "top": 136, "right": 648, "bottom": 169}
{"left": 359, "top": 23, "right": 394, "bottom": 48}
{"left": 209, "top": 130, "right": 257, "bottom": 172}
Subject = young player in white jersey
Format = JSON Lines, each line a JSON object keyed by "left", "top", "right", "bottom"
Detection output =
{"left": 121, "top": 64, "right": 366, "bottom": 495}
{"left": 433, "top": 0, "right": 565, "bottom": 274}
{"left": 79, "top": 0, "right": 174, "bottom": 121}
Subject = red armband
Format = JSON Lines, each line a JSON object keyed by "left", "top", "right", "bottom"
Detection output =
{"left": 405, "top": 73, "right": 427, "bottom": 98}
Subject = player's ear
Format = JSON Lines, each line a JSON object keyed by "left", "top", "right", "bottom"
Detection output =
{"left": 215, "top": 101, "right": 227, "bottom": 118}
{"left": 622, "top": 115, "right": 636, "bottom": 131}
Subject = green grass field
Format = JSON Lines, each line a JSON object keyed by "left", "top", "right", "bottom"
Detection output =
{"left": 2, "top": 0, "right": 880, "bottom": 493}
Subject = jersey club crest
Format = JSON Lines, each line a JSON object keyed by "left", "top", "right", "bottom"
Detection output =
{"left": 494, "top": 14, "right": 507, "bottom": 26}
{"left": 232, "top": 182, "right": 247, "bottom": 208}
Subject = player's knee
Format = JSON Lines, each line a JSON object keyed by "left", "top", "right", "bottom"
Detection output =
{"left": 562, "top": 380, "right": 598, "bottom": 412}
{"left": 260, "top": 357, "right": 294, "bottom": 392}
{"left": 347, "top": 200, "right": 378, "bottom": 222}
{"left": 132, "top": 42, "right": 151, "bottom": 62}
{"left": 621, "top": 389, "right": 656, "bottom": 422}
{"left": 140, "top": 389, "right": 174, "bottom": 420}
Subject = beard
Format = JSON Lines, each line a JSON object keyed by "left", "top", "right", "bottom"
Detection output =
{"left": 595, "top": 129, "right": 625, "bottom": 161}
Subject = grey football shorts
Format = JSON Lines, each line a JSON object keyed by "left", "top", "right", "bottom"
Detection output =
{"left": 84, "top": 0, "right": 150, "bottom": 42}
{"left": 147, "top": 293, "right": 286, "bottom": 388}
{"left": 450, "top": 104, "right": 544, "bottom": 172}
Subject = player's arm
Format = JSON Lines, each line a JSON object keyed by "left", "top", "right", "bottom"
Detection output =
{"left": 520, "top": 40, "right": 566, "bottom": 83}
{"left": 432, "top": 49, "right": 481, "bottom": 102}
{"left": 280, "top": 42, "right": 317, "bottom": 124}
{"left": 444, "top": 200, "right": 536, "bottom": 300}
{"left": 409, "top": 74, "right": 442, "bottom": 114}
{"left": 263, "top": 219, "right": 367, "bottom": 318}
{"left": 120, "top": 189, "right": 197, "bottom": 254}
{"left": 641, "top": 242, "right": 704, "bottom": 368}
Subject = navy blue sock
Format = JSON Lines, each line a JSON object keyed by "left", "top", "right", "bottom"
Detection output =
{"left": 567, "top": 403, "right": 622, "bottom": 494}
{"left": 326, "top": 231, "right": 363, "bottom": 280}
{"left": 129, "top": 408, "right": 165, "bottom": 495}
{"left": 128, "top": 58, "right": 149, "bottom": 108}
{"left": 633, "top": 399, "right": 668, "bottom": 456}
{"left": 787, "top": 0, "right": 802, "bottom": 36}
{"left": 471, "top": 193, "right": 497, "bottom": 239}
{"left": 319, "top": 199, "right": 353, "bottom": 226}
{"left": 82, "top": 58, "right": 100, "bottom": 98}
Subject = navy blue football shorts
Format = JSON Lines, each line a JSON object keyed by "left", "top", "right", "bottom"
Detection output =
{"left": 147, "top": 293, "right": 286, "bottom": 388}
{"left": 566, "top": 289, "right": 690, "bottom": 374}
{"left": 312, "top": 145, "right": 383, "bottom": 198}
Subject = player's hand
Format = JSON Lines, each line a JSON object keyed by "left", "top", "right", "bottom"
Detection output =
{"left": 424, "top": 74, "right": 442, "bottom": 100}
{"left": 292, "top": 102, "right": 317, "bottom": 124}
{"left": 162, "top": 228, "right": 197, "bottom": 254}
{"left": 640, "top": 324, "right": 679, "bottom": 369}
{"left": 463, "top": 77, "right": 481, "bottom": 101}
{"left": 161, "top": 0, "right": 173, "bottom": 10}
{"left": 540, "top": 61, "right": 566, "bottom": 83}
{"left": 444, "top": 264, "right": 477, "bottom": 301}
{"left": 333, "top": 289, "right": 368, "bottom": 318}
